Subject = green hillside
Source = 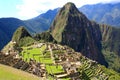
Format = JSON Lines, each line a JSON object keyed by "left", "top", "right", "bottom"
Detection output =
{"left": 0, "top": 64, "right": 40, "bottom": 80}
{"left": 100, "top": 24, "right": 120, "bottom": 72}
{"left": 12, "top": 26, "right": 35, "bottom": 47}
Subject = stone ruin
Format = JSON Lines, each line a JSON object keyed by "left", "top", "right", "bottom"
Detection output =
{"left": 0, "top": 52, "right": 46, "bottom": 78}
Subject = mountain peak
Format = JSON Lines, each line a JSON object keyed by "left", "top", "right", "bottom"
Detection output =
{"left": 64, "top": 2, "right": 76, "bottom": 9}
{"left": 59, "top": 2, "right": 81, "bottom": 16}
{"left": 50, "top": 3, "right": 108, "bottom": 66}
{"left": 50, "top": 2, "right": 89, "bottom": 43}
{"left": 12, "top": 26, "right": 31, "bottom": 43}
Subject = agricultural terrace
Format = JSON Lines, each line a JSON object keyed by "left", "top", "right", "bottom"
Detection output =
{"left": 20, "top": 43, "right": 68, "bottom": 79}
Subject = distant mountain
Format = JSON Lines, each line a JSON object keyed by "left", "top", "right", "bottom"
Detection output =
{"left": 24, "top": 8, "right": 59, "bottom": 33}
{"left": 24, "top": 2, "right": 120, "bottom": 34}
{"left": 1, "top": 3, "right": 120, "bottom": 50}
{"left": 0, "top": 9, "right": 58, "bottom": 50}
{"left": 79, "top": 3, "right": 120, "bottom": 27}
{"left": 0, "top": 18, "right": 26, "bottom": 50}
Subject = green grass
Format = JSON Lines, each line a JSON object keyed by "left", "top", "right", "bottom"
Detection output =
{"left": 0, "top": 64, "right": 40, "bottom": 80}
{"left": 46, "top": 65, "right": 64, "bottom": 74}
{"left": 48, "top": 76, "right": 54, "bottom": 80}
{"left": 101, "top": 66, "right": 120, "bottom": 80}
{"left": 33, "top": 56, "right": 53, "bottom": 64}
{"left": 21, "top": 45, "right": 50, "bottom": 63}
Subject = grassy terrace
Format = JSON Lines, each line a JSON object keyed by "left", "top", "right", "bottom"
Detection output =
{"left": 21, "top": 45, "right": 54, "bottom": 64}
{"left": 20, "top": 44, "right": 66, "bottom": 79}
{"left": 46, "top": 64, "right": 64, "bottom": 74}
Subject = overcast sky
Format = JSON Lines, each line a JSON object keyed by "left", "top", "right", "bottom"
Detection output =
{"left": 0, "top": 0, "right": 120, "bottom": 20}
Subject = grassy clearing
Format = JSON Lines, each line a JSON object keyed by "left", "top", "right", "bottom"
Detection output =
{"left": 0, "top": 64, "right": 40, "bottom": 80}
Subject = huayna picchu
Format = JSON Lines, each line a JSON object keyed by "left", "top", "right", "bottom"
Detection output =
{"left": 0, "top": 2, "right": 120, "bottom": 80}
{"left": 50, "top": 2, "right": 108, "bottom": 67}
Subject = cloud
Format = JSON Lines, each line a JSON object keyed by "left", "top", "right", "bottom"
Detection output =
{"left": 16, "top": 0, "right": 120, "bottom": 19}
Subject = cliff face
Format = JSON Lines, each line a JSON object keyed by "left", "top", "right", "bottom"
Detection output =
{"left": 50, "top": 2, "right": 108, "bottom": 66}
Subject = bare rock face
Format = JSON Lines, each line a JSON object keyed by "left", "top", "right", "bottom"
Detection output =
{"left": 50, "top": 2, "right": 108, "bottom": 66}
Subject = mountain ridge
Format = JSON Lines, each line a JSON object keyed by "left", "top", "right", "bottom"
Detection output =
{"left": 79, "top": 3, "right": 120, "bottom": 27}
{"left": 0, "top": 2, "right": 120, "bottom": 50}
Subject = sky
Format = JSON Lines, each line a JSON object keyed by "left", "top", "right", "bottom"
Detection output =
{"left": 0, "top": 0, "right": 120, "bottom": 20}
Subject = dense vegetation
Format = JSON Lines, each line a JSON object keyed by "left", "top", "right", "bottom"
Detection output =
{"left": 12, "top": 27, "right": 35, "bottom": 47}
{"left": 99, "top": 24, "right": 120, "bottom": 72}
{"left": 100, "top": 25, "right": 120, "bottom": 55}
{"left": 78, "top": 56, "right": 120, "bottom": 80}
{"left": 34, "top": 31, "right": 56, "bottom": 43}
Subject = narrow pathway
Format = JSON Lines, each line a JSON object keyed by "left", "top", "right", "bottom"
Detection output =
{"left": 55, "top": 73, "right": 68, "bottom": 78}
{"left": 48, "top": 45, "right": 55, "bottom": 64}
